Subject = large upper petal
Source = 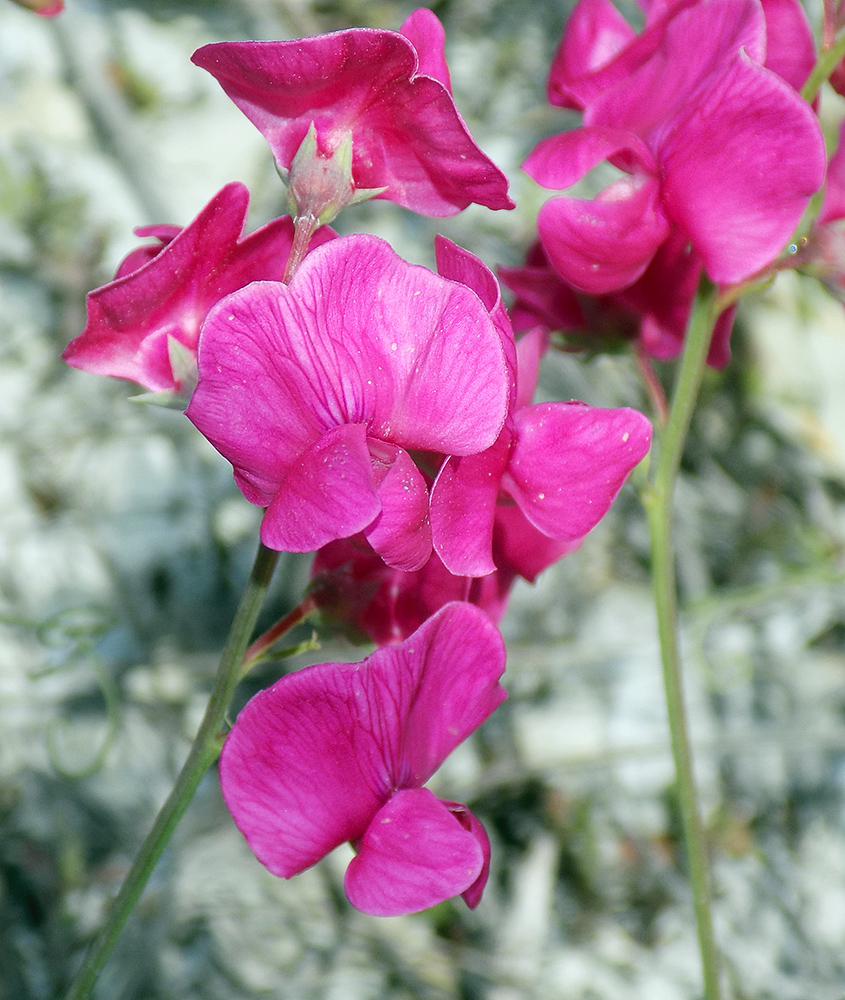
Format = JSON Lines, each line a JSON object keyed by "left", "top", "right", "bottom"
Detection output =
{"left": 344, "top": 789, "right": 486, "bottom": 916}
{"left": 501, "top": 401, "right": 652, "bottom": 539}
{"left": 584, "top": 0, "right": 765, "bottom": 139}
{"left": 219, "top": 602, "right": 506, "bottom": 878}
{"left": 191, "top": 24, "right": 512, "bottom": 217}
{"left": 187, "top": 235, "right": 510, "bottom": 519}
{"left": 658, "top": 51, "right": 826, "bottom": 284}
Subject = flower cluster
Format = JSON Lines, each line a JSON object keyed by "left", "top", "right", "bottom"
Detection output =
{"left": 63, "top": 0, "right": 827, "bottom": 920}
{"left": 505, "top": 0, "right": 825, "bottom": 365}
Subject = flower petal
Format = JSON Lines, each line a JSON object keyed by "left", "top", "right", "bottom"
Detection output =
{"left": 188, "top": 236, "right": 511, "bottom": 528}
{"left": 435, "top": 235, "right": 518, "bottom": 407}
{"left": 537, "top": 175, "right": 670, "bottom": 294}
{"left": 261, "top": 423, "right": 381, "bottom": 553}
{"left": 492, "top": 504, "right": 579, "bottom": 582}
{"left": 441, "top": 800, "right": 492, "bottom": 909}
{"left": 219, "top": 661, "right": 388, "bottom": 879}
{"left": 502, "top": 402, "right": 652, "bottom": 539}
{"left": 547, "top": 0, "right": 636, "bottom": 109}
{"left": 365, "top": 443, "right": 432, "bottom": 571}
{"left": 220, "top": 603, "right": 506, "bottom": 880}
{"left": 65, "top": 184, "right": 256, "bottom": 392}
{"left": 344, "top": 788, "right": 485, "bottom": 916}
{"left": 659, "top": 51, "right": 825, "bottom": 283}
{"left": 191, "top": 25, "right": 512, "bottom": 217}
{"left": 585, "top": 0, "right": 765, "bottom": 138}
{"left": 430, "top": 434, "right": 510, "bottom": 577}
{"left": 400, "top": 8, "right": 451, "bottom": 90}
{"left": 384, "top": 602, "right": 507, "bottom": 785}
{"left": 523, "top": 126, "right": 656, "bottom": 192}
{"left": 761, "top": 0, "right": 816, "bottom": 93}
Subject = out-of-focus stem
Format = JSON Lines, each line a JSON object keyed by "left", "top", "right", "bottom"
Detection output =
{"left": 802, "top": 27, "right": 845, "bottom": 103}
{"left": 643, "top": 276, "right": 722, "bottom": 1000}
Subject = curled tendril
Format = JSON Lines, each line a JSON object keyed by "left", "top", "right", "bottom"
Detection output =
{"left": 47, "top": 655, "right": 122, "bottom": 779}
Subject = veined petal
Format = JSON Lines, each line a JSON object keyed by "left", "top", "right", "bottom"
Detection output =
{"left": 383, "top": 602, "right": 507, "bottom": 785}
{"left": 345, "top": 789, "right": 486, "bottom": 916}
{"left": 192, "top": 23, "right": 512, "bottom": 217}
{"left": 188, "top": 236, "right": 511, "bottom": 528}
{"left": 220, "top": 604, "right": 506, "bottom": 880}
{"left": 430, "top": 434, "right": 511, "bottom": 577}
{"left": 282, "top": 236, "right": 510, "bottom": 454}
{"left": 65, "top": 184, "right": 254, "bottom": 392}
{"left": 659, "top": 51, "right": 826, "bottom": 283}
{"left": 219, "top": 659, "right": 388, "bottom": 879}
{"left": 537, "top": 175, "right": 670, "bottom": 294}
{"left": 502, "top": 402, "right": 652, "bottom": 539}
{"left": 400, "top": 8, "right": 451, "bottom": 90}
{"left": 365, "top": 443, "right": 432, "bottom": 571}
{"left": 435, "top": 235, "right": 517, "bottom": 407}
{"left": 261, "top": 423, "right": 381, "bottom": 553}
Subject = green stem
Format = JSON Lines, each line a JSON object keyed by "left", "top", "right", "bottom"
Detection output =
{"left": 64, "top": 542, "right": 280, "bottom": 1000}
{"left": 644, "top": 276, "right": 722, "bottom": 1000}
{"left": 802, "top": 28, "right": 845, "bottom": 104}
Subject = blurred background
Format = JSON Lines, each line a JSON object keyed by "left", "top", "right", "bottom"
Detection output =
{"left": 3, "top": 1, "right": 845, "bottom": 997}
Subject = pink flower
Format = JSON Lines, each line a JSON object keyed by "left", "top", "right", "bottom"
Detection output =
{"left": 526, "top": 0, "right": 825, "bottom": 295}
{"left": 547, "top": 0, "right": 816, "bottom": 111}
{"left": 311, "top": 537, "right": 517, "bottom": 646}
{"left": 185, "top": 234, "right": 510, "bottom": 571}
{"left": 429, "top": 238, "right": 653, "bottom": 577}
{"left": 500, "top": 235, "right": 736, "bottom": 367}
{"left": 220, "top": 602, "right": 507, "bottom": 916}
{"left": 191, "top": 9, "right": 513, "bottom": 218}
{"left": 63, "top": 183, "right": 333, "bottom": 396}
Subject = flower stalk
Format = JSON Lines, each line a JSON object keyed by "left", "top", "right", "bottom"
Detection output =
{"left": 64, "top": 542, "right": 279, "bottom": 1000}
{"left": 643, "top": 275, "right": 722, "bottom": 1000}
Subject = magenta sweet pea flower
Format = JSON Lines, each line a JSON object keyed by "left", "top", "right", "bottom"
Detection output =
{"left": 186, "top": 234, "right": 510, "bottom": 571}
{"left": 311, "top": 536, "right": 517, "bottom": 646}
{"left": 220, "top": 602, "right": 507, "bottom": 916}
{"left": 428, "top": 238, "right": 653, "bottom": 577}
{"left": 526, "top": 0, "right": 825, "bottom": 295}
{"left": 547, "top": 0, "right": 816, "bottom": 111}
{"left": 500, "top": 235, "right": 736, "bottom": 367}
{"left": 63, "top": 183, "right": 334, "bottom": 397}
{"left": 191, "top": 9, "right": 514, "bottom": 218}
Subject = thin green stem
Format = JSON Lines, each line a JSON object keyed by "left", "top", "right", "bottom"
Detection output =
{"left": 802, "top": 27, "right": 845, "bottom": 103}
{"left": 644, "top": 276, "right": 722, "bottom": 1000}
{"left": 64, "top": 542, "right": 279, "bottom": 1000}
